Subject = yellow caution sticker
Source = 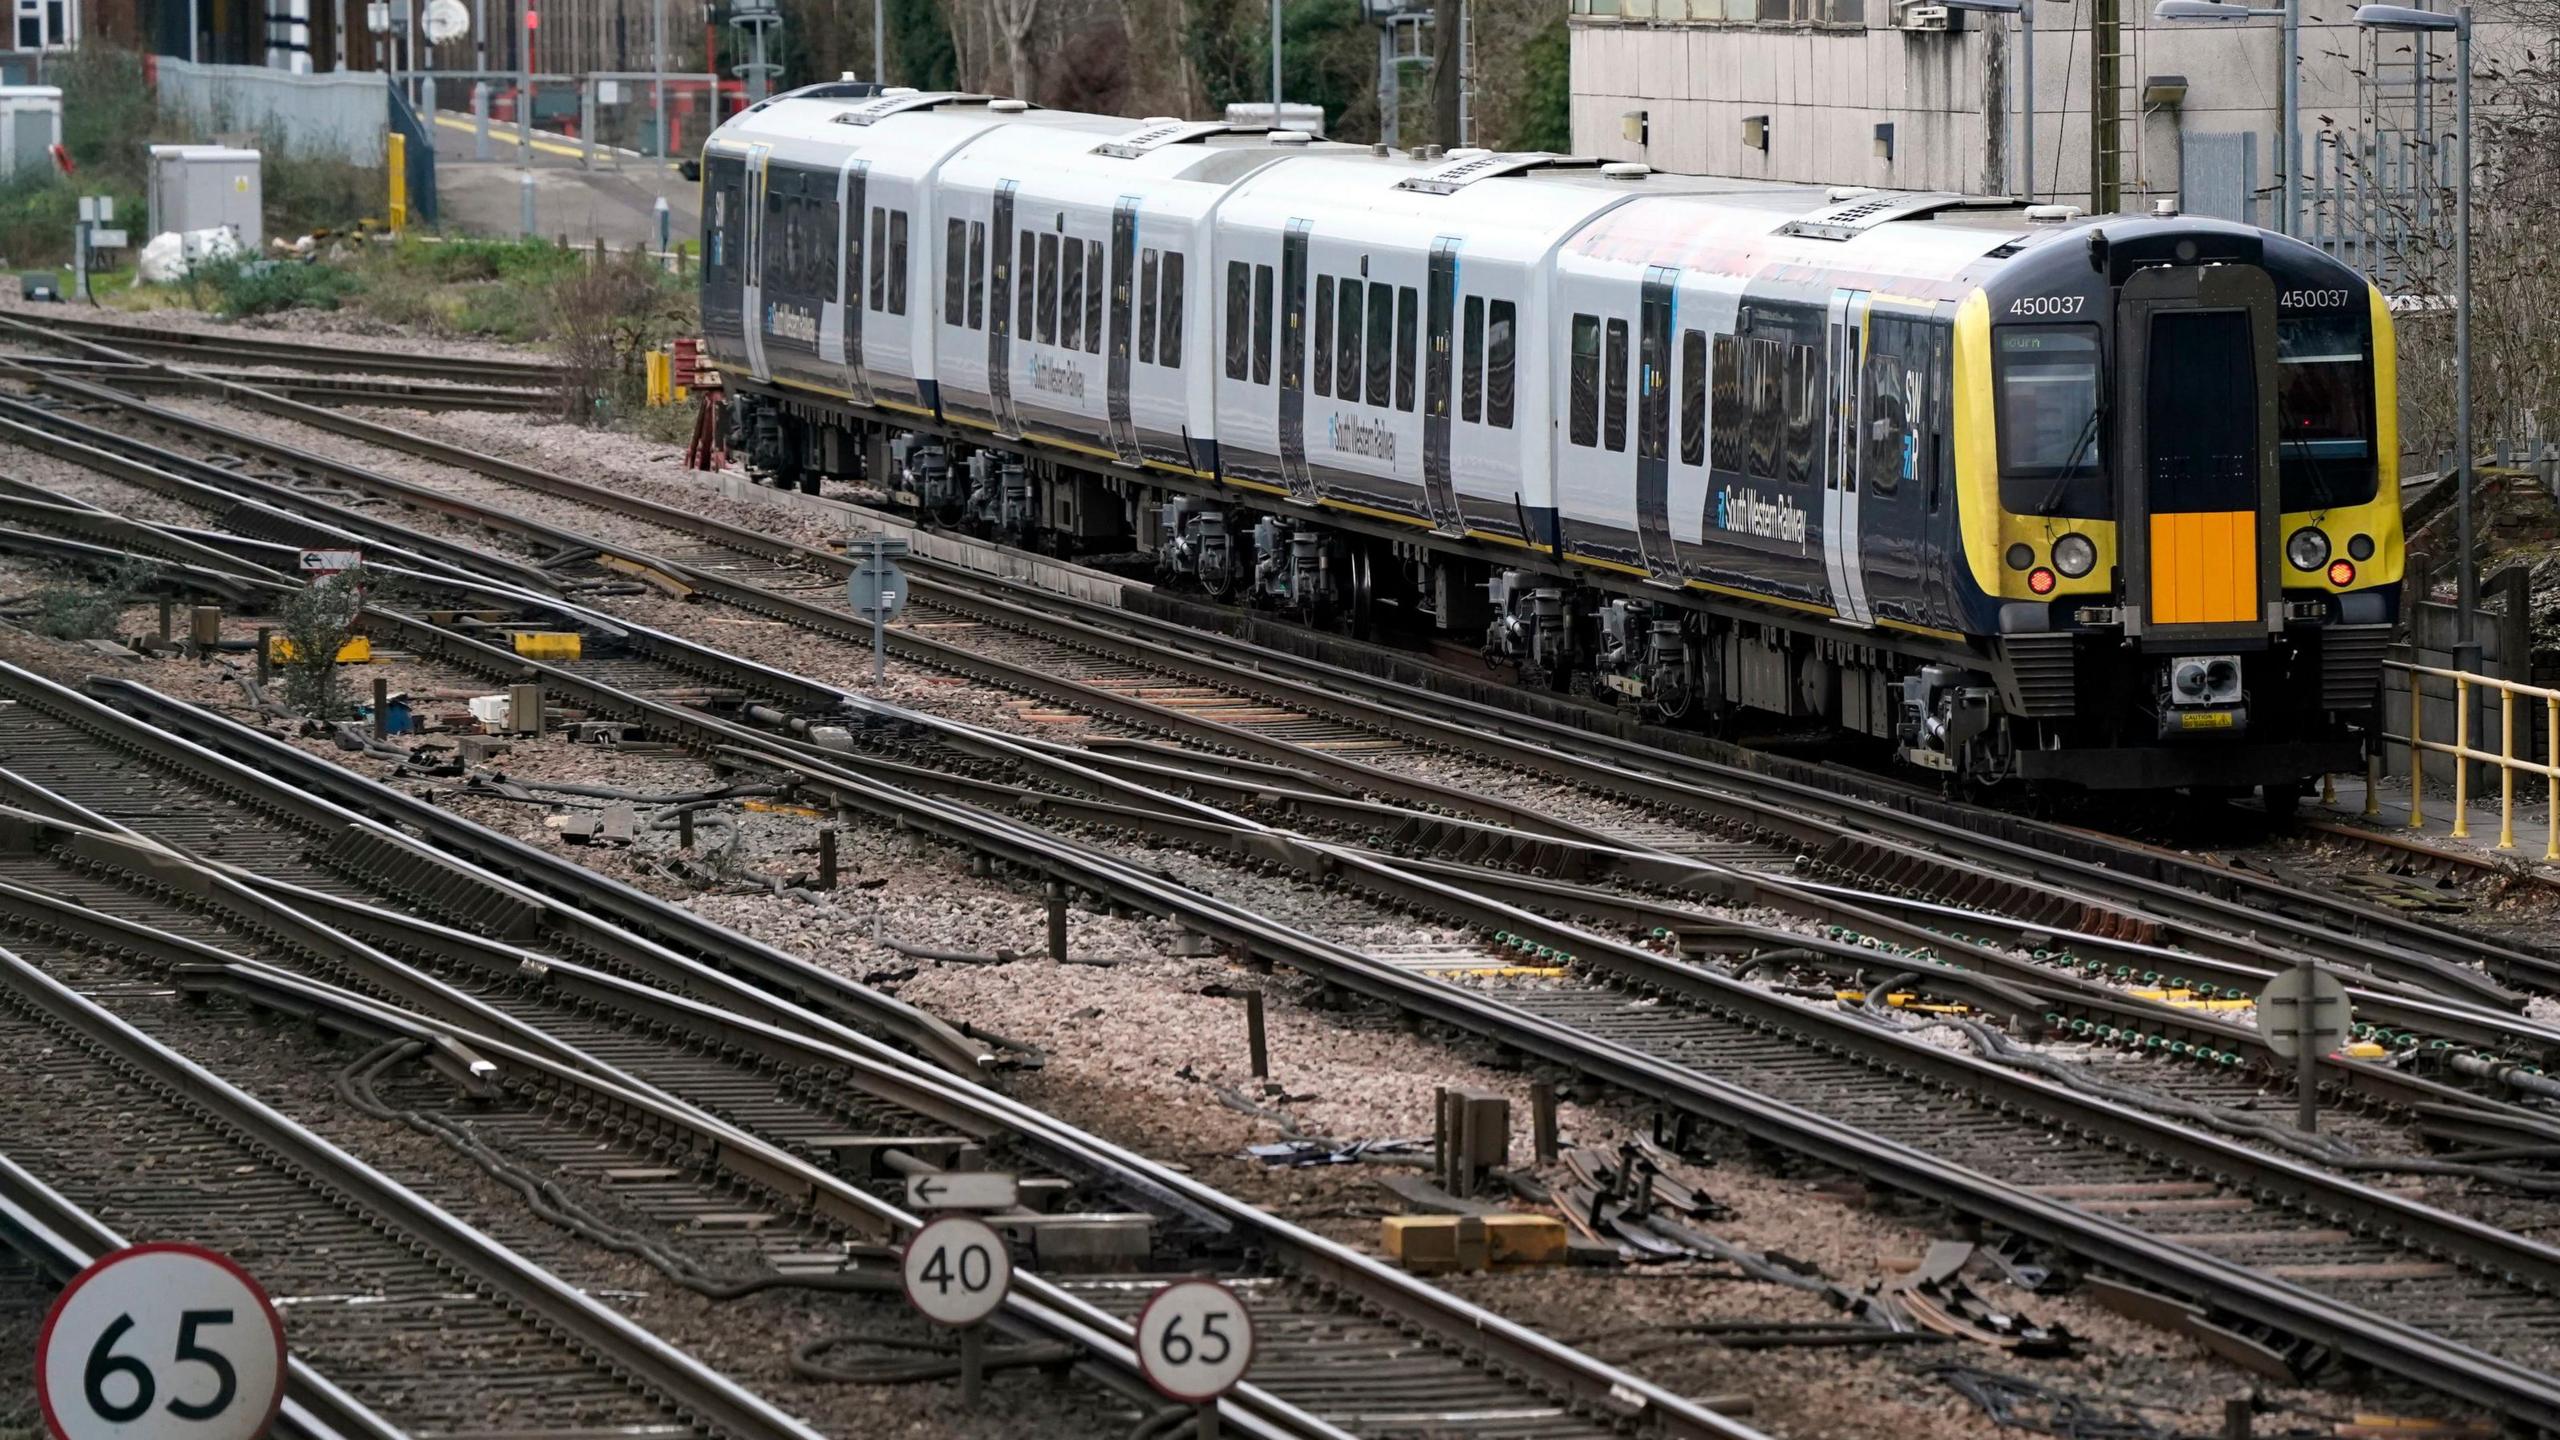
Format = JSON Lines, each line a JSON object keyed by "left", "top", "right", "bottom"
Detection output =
{"left": 2178, "top": 710, "right": 2236, "bottom": 730}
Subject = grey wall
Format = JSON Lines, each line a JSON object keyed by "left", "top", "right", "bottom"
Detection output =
{"left": 154, "top": 58, "right": 383, "bottom": 165}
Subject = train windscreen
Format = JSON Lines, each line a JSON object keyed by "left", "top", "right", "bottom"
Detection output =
{"left": 1994, "top": 326, "right": 2106, "bottom": 518}
{"left": 2276, "top": 314, "right": 2379, "bottom": 510}
{"left": 2145, "top": 310, "right": 2260, "bottom": 514}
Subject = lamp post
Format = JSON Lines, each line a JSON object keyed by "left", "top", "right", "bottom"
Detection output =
{"left": 1936, "top": 0, "right": 2031, "bottom": 201}
{"left": 2359, "top": 2, "right": 2472, "bottom": 653}
{"left": 2154, "top": 0, "right": 2294, "bottom": 233}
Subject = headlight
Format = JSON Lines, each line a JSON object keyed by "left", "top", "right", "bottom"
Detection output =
{"left": 2052, "top": 533, "right": 2097, "bottom": 578}
{"left": 2285, "top": 527, "right": 2330, "bottom": 572}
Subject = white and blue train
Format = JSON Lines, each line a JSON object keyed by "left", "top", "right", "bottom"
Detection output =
{"left": 700, "top": 85, "right": 2404, "bottom": 800}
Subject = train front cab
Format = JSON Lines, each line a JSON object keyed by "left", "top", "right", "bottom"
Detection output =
{"left": 1946, "top": 220, "right": 2402, "bottom": 793}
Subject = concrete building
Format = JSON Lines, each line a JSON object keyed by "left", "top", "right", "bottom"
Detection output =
{"left": 1568, "top": 0, "right": 2504, "bottom": 238}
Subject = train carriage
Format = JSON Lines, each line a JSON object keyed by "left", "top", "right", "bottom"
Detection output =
{"left": 699, "top": 84, "right": 2404, "bottom": 804}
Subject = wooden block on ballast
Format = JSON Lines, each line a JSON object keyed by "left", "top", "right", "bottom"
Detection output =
{"left": 1382, "top": 1214, "right": 1489, "bottom": 1274}
{"left": 1481, "top": 1213, "right": 1567, "bottom": 1269}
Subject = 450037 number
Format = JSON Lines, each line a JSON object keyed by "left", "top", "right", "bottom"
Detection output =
{"left": 2008, "top": 295, "right": 2087, "bottom": 317}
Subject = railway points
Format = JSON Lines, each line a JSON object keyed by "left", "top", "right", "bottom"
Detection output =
{"left": 0, "top": 65, "right": 2552, "bottom": 1440}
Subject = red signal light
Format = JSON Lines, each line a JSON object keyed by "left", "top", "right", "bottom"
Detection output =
{"left": 2327, "top": 559, "right": 2356, "bottom": 587}
{"left": 2027, "top": 567, "right": 2057, "bottom": 596}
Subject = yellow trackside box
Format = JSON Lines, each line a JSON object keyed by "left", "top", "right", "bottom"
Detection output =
{"left": 267, "top": 635, "right": 372, "bottom": 664}
{"left": 510, "top": 632, "right": 583, "bottom": 661}
{"left": 1382, "top": 1216, "right": 1487, "bottom": 1274}
{"left": 1482, "top": 1213, "right": 1567, "bottom": 1269}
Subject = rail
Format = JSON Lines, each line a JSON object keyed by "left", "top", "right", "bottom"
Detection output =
{"left": 2376, "top": 659, "right": 2560, "bottom": 856}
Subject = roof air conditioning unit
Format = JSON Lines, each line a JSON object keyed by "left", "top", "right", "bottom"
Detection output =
{"left": 1901, "top": 4, "right": 1950, "bottom": 28}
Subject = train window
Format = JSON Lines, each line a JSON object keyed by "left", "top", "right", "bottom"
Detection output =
{"left": 1993, "top": 325, "right": 2106, "bottom": 517}
{"left": 1337, "top": 281, "right": 1363, "bottom": 400}
{"left": 1638, "top": 313, "right": 1668, "bottom": 462}
{"left": 1061, "top": 237, "right": 1084, "bottom": 351}
{"left": 1087, "top": 241, "right": 1106, "bottom": 354}
{"left": 1927, "top": 323, "right": 1950, "bottom": 511}
{"left": 2147, "top": 310, "right": 2259, "bottom": 514}
{"left": 1863, "top": 321, "right": 1915, "bottom": 497}
{"left": 1253, "top": 264, "right": 1275, "bottom": 386}
{"left": 1603, "top": 318, "right": 1629, "bottom": 453}
{"left": 1394, "top": 285, "right": 1418, "bottom": 412}
{"left": 1748, "top": 338, "right": 1784, "bottom": 479}
{"left": 1035, "top": 232, "right": 1057, "bottom": 343}
{"left": 889, "top": 211, "right": 908, "bottom": 314}
{"left": 868, "top": 209, "right": 887, "bottom": 310}
{"left": 967, "top": 222, "right": 986, "bottom": 330}
{"left": 1366, "top": 283, "right": 1394, "bottom": 407}
{"left": 1569, "top": 313, "right": 1600, "bottom": 448}
{"left": 1020, "top": 230, "right": 1037, "bottom": 339}
{"left": 945, "top": 219, "right": 967, "bottom": 327}
{"left": 766, "top": 186, "right": 787, "bottom": 287}
{"left": 1158, "top": 251, "right": 1183, "bottom": 364}
{"left": 1224, "top": 259, "right": 1249, "bottom": 380}
{"left": 1679, "top": 328, "right": 1706, "bottom": 466}
{"left": 1488, "top": 300, "right": 1515, "bottom": 429}
{"left": 1142, "top": 250, "right": 1162, "bottom": 365}
{"left": 2276, "top": 314, "right": 2378, "bottom": 509}
{"left": 1783, "top": 342, "right": 1816, "bottom": 486}
{"left": 1425, "top": 281, "right": 1451, "bottom": 419}
{"left": 1462, "top": 296, "right": 1484, "bottom": 423}
{"left": 1710, "top": 334, "right": 1745, "bottom": 472}
{"left": 1314, "top": 277, "right": 1335, "bottom": 395}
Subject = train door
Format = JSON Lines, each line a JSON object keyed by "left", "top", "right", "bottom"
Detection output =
{"left": 1421, "top": 237, "right": 1461, "bottom": 530}
{"left": 2114, "top": 265, "right": 2280, "bottom": 638}
{"left": 1106, "top": 197, "right": 1140, "bottom": 465}
{"left": 742, "top": 143, "right": 772, "bottom": 384}
{"left": 1278, "top": 220, "right": 1315, "bottom": 501}
{"left": 840, "top": 159, "right": 873, "bottom": 407}
{"left": 987, "top": 180, "right": 1021, "bottom": 437}
{"left": 1822, "top": 287, "right": 1874, "bottom": 624}
{"left": 1635, "top": 266, "right": 1678, "bottom": 582}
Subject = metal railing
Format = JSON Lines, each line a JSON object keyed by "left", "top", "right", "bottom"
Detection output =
{"left": 2377, "top": 659, "right": 2560, "bottom": 855}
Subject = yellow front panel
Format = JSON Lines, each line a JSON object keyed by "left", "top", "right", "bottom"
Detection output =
{"left": 2148, "top": 511, "right": 2256, "bottom": 625}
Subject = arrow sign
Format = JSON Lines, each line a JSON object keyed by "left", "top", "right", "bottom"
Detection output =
{"left": 906, "top": 1172, "right": 1018, "bottom": 1212}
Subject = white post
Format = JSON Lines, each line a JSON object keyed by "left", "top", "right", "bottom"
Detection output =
{"left": 1270, "top": 0, "right": 1282, "bottom": 126}
{"left": 652, "top": 0, "right": 667, "bottom": 159}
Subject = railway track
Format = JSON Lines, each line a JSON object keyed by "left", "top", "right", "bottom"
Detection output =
{"left": 0, "top": 353, "right": 550, "bottom": 410}
{"left": 29, "top": 371, "right": 2560, "bottom": 1074}
{"left": 0, "top": 313, "right": 562, "bottom": 388}
{"left": 0, "top": 902, "right": 816, "bottom": 1438}
{"left": 11, "top": 354, "right": 2560, "bottom": 1425}
{"left": 0, "top": 661, "right": 1758, "bottom": 1440}
{"left": 0, "top": 1150, "right": 407, "bottom": 1440}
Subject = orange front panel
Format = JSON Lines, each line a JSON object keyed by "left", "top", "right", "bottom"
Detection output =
{"left": 2148, "top": 511, "right": 2257, "bottom": 626}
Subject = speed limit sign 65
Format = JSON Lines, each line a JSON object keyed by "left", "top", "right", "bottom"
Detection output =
{"left": 900, "top": 1216, "right": 1011, "bottom": 1328}
{"left": 1135, "top": 1280, "right": 1254, "bottom": 1403}
{"left": 37, "top": 1243, "right": 286, "bottom": 1440}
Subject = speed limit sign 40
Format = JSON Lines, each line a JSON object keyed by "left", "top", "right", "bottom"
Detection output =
{"left": 1135, "top": 1280, "right": 1254, "bottom": 1404}
{"left": 901, "top": 1216, "right": 1011, "bottom": 1328}
{"left": 37, "top": 1243, "right": 286, "bottom": 1440}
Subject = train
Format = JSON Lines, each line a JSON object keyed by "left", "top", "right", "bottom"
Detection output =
{"left": 698, "top": 85, "right": 2404, "bottom": 806}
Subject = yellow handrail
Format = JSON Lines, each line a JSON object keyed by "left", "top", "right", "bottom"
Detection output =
{"left": 2378, "top": 659, "right": 2560, "bottom": 855}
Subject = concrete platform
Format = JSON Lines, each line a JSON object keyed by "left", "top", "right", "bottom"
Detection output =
{"left": 429, "top": 110, "right": 698, "bottom": 250}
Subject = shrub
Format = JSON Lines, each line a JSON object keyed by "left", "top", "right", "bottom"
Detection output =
{"left": 188, "top": 254, "right": 363, "bottom": 317}
{"left": 276, "top": 567, "right": 366, "bottom": 717}
{"left": 26, "top": 556, "right": 155, "bottom": 640}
